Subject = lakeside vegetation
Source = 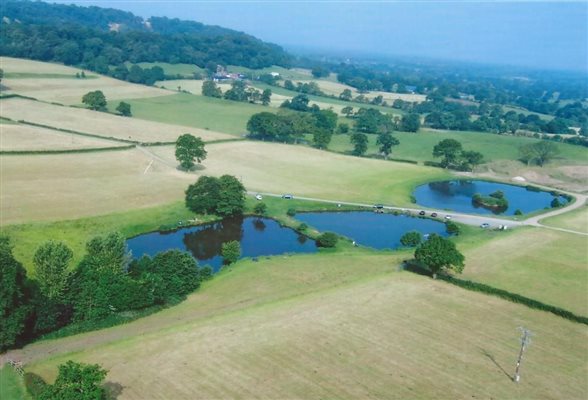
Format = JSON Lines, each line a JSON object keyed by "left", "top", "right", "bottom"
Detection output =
{"left": 0, "top": 1, "right": 586, "bottom": 398}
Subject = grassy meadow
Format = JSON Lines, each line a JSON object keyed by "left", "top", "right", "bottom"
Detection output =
{"left": 323, "top": 130, "right": 588, "bottom": 165}
{"left": 117, "top": 92, "right": 271, "bottom": 135}
{"left": 0, "top": 57, "right": 169, "bottom": 105}
{"left": 0, "top": 97, "right": 233, "bottom": 143}
{"left": 0, "top": 366, "right": 31, "bottom": 400}
{"left": 460, "top": 227, "right": 588, "bottom": 316}
{"left": 541, "top": 202, "right": 588, "bottom": 233}
{"left": 0, "top": 122, "right": 129, "bottom": 151}
{"left": 17, "top": 251, "right": 588, "bottom": 400}
{"left": 0, "top": 141, "right": 448, "bottom": 225}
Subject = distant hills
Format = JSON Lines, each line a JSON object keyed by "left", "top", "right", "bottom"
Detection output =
{"left": 0, "top": 0, "right": 292, "bottom": 70}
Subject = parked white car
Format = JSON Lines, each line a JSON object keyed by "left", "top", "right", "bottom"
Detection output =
{"left": 255, "top": 194, "right": 263, "bottom": 201}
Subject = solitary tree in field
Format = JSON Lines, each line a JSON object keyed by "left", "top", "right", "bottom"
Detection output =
{"left": 201, "top": 80, "right": 222, "bottom": 98}
{"left": 350, "top": 132, "right": 368, "bottom": 156}
{"left": 175, "top": 134, "right": 207, "bottom": 170}
{"left": 530, "top": 141, "right": 559, "bottom": 167}
{"left": 115, "top": 101, "right": 132, "bottom": 117}
{"left": 81, "top": 90, "right": 107, "bottom": 111}
{"left": 432, "top": 138, "right": 463, "bottom": 168}
{"left": 33, "top": 241, "right": 73, "bottom": 301}
{"left": 400, "top": 113, "right": 421, "bottom": 132}
{"left": 221, "top": 241, "right": 241, "bottom": 265}
{"left": 376, "top": 132, "right": 400, "bottom": 159}
{"left": 414, "top": 234, "right": 464, "bottom": 279}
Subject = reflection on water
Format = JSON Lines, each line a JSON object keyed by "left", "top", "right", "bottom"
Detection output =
{"left": 127, "top": 216, "right": 317, "bottom": 271}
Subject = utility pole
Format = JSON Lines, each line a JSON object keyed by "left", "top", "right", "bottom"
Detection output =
{"left": 514, "top": 327, "right": 533, "bottom": 383}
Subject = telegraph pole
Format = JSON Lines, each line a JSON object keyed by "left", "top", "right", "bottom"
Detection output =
{"left": 514, "top": 327, "right": 533, "bottom": 383}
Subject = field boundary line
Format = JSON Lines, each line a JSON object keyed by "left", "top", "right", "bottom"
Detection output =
{"left": 0, "top": 145, "right": 135, "bottom": 156}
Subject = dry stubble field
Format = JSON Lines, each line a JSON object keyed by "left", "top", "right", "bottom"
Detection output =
{"left": 0, "top": 123, "right": 128, "bottom": 151}
{"left": 17, "top": 252, "right": 588, "bottom": 400}
{"left": 0, "top": 98, "right": 234, "bottom": 143}
{"left": 0, "top": 141, "right": 447, "bottom": 225}
{"left": 0, "top": 56, "right": 169, "bottom": 105}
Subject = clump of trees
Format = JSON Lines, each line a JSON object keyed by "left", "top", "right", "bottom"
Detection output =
{"left": 246, "top": 108, "right": 337, "bottom": 148}
{"left": 0, "top": 232, "right": 211, "bottom": 352}
{"left": 316, "top": 232, "right": 338, "bottom": 248}
{"left": 37, "top": 360, "right": 108, "bottom": 400}
{"left": 175, "top": 134, "right": 207, "bottom": 170}
{"left": 185, "top": 175, "right": 246, "bottom": 217}
{"left": 414, "top": 234, "right": 465, "bottom": 279}
{"left": 432, "top": 139, "right": 484, "bottom": 171}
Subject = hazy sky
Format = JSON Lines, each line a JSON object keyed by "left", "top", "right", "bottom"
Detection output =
{"left": 50, "top": 1, "right": 587, "bottom": 72}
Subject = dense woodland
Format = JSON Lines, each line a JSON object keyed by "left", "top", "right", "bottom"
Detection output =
{"left": 0, "top": 1, "right": 292, "bottom": 75}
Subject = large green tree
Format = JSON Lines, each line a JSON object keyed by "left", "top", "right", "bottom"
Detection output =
{"left": 33, "top": 241, "right": 73, "bottom": 301}
{"left": 175, "top": 134, "right": 207, "bottom": 170}
{"left": 0, "top": 236, "right": 33, "bottom": 351}
{"left": 376, "top": 132, "right": 400, "bottom": 159}
{"left": 185, "top": 175, "right": 245, "bottom": 216}
{"left": 261, "top": 88, "right": 272, "bottom": 106}
{"left": 400, "top": 113, "right": 421, "bottom": 132}
{"left": 432, "top": 139, "right": 463, "bottom": 168}
{"left": 115, "top": 101, "right": 132, "bottom": 117}
{"left": 216, "top": 175, "right": 246, "bottom": 217}
{"left": 221, "top": 241, "right": 241, "bottom": 265}
{"left": 39, "top": 361, "right": 107, "bottom": 400}
{"left": 81, "top": 90, "right": 107, "bottom": 111}
{"left": 350, "top": 133, "right": 368, "bottom": 156}
{"left": 414, "top": 234, "right": 465, "bottom": 279}
{"left": 202, "top": 80, "right": 222, "bottom": 98}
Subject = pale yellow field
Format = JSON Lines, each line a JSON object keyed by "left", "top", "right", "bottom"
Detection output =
{"left": 0, "top": 56, "right": 170, "bottom": 104}
{"left": 0, "top": 123, "right": 127, "bottom": 151}
{"left": 19, "top": 253, "right": 588, "bottom": 400}
{"left": 297, "top": 79, "right": 427, "bottom": 103}
{"left": 0, "top": 98, "right": 234, "bottom": 143}
{"left": 0, "top": 141, "right": 447, "bottom": 225}
{"left": 0, "top": 148, "right": 193, "bottom": 225}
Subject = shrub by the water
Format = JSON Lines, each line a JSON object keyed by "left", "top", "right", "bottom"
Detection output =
{"left": 316, "top": 232, "right": 338, "bottom": 248}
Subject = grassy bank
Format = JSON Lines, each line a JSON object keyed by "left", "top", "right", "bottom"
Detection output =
{"left": 21, "top": 250, "right": 588, "bottom": 400}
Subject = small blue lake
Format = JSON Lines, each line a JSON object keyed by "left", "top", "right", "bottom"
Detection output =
{"left": 127, "top": 216, "right": 317, "bottom": 271}
{"left": 295, "top": 211, "right": 448, "bottom": 249}
{"left": 413, "top": 180, "right": 567, "bottom": 215}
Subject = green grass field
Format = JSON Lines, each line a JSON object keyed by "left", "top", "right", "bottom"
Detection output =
{"left": 541, "top": 202, "right": 588, "bottom": 233}
{"left": 118, "top": 93, "right": 273, "bottom": 135}
{"left": 0, "top": 366, "right": 31, "bottom": 400}
{"left": 461, "top": 227, "right": 588, "bottom": 316}
{"left": 18, "top": 250, "right": 588, "bottom": 400}
{"left": 322, "top": 130, "right": 588, "bottom": 164}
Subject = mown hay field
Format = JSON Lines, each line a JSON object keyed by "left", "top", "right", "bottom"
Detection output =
{"left": 0, "top": 141, "right": 448, "bottom": 225}
{"left": 0, "top": 148, "right": 193, "bottom": 225}
{"left": 0, "top": 57, "right": 170, "bottom": 105}
{"left": 0, "top": 123, "right": 128, "bottom": 151}
{"left": 0, "top": 98, "right": 234, "bottom": 143}
{"left": 297, "top": 79, "right": 427, "bottom": 103}
{"left": 18, "top": 251, "right": 588, "bottom": 400}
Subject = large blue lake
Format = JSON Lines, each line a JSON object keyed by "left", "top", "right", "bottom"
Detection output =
{"left": 413, "top": 180, "right": 567, "bottom": 215}
{"left": 295, "top": 211, "right": 448, "bottom": 249}
{"left": 127, "top": 216, "right": 317, "bottom": 271}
